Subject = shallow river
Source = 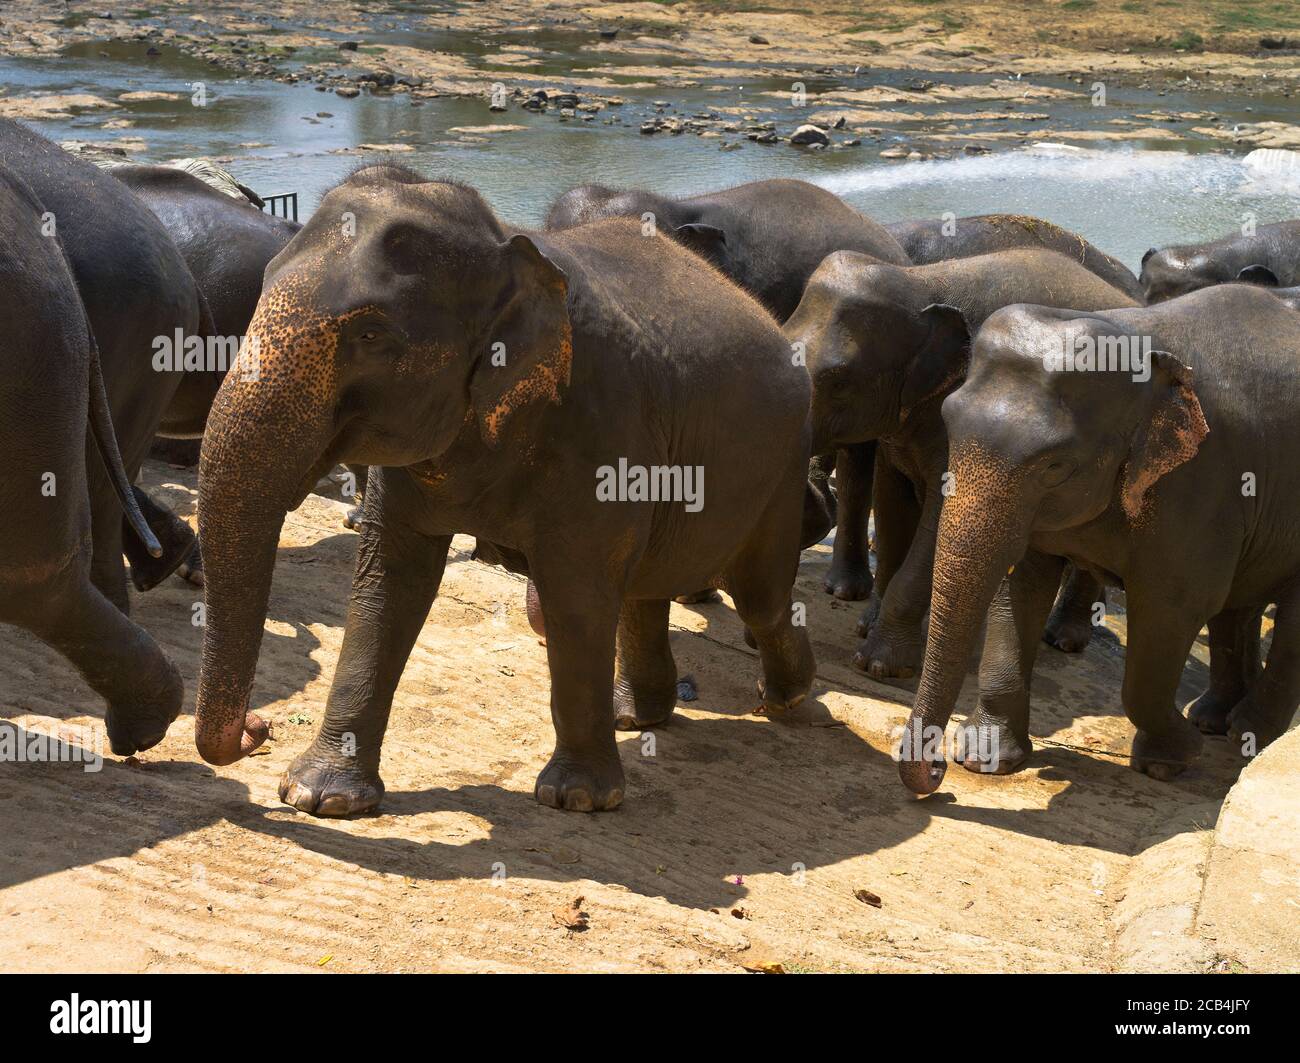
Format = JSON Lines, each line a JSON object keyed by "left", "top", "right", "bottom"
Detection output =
{"left": 4, "top": 31, "right": 1299, "bottom": 268}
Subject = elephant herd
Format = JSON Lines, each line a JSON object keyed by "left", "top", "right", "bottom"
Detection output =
{"left": 3, "top": 114, "right": 1299, "bottom": 818}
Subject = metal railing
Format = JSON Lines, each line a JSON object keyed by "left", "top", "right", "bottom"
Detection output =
{"left": 261, "top": 192, "right": 299, "bottom": 222}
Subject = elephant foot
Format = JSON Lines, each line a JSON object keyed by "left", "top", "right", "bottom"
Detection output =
{"left": 852, "top": 619, "right": 924, "bottom": 680}
{"left": 1131, "top": 715, "right": 1203, "bottom": 781}
{"left": 342, "top": 500, "right": 363, "bottom": 530}
{"left": 755, "top": 637, "right": 815, "bottom": 716}
{"left": 674, "top": 588, "right": 722, "bottom": 605}
{"left": 535, "top": 748, "right": 625, "bottom": 812}
{"left": 954, "top": 711, "right": 1031, "bottom": 775}
{"left": 1187, "top": 688, "right": 1234, "bottom": 735}
{"left": 104, "top": 659, "right": 183, "bottom": 757}
{"left": 176, "top": 540, "right": 204, "bottom": 587}
{"left": 1042, "top": 608, "right": 1093, "bottom": 654}
{"left": 854, "top": 593, "right": 883, "bottom": 638}
{"left": 279, "top": 745, "right": 385, "bottom": 816}
{"left": 124, "top": 513, "right": 197, "bottom": 593}
{"left": 1226, "top": 694, "right": 1291, "bottom": 753}
{"left": 823, "top": 560, "right": 873, "bottom": 601}
{"left": 613, "top": 677, "right": 676, "bottom": 731}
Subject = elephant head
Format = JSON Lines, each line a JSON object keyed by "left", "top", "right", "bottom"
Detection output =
{"left": 1141, "top": 244, "right": 1279, "bottom": 304}
{"left": 784, "top": 251, "right": 970, "bottom": 452}
{"left": 898, "top": 304, "right": 1208, "bottom": 794}
{"left": 194, "top": 165, "right": 572, "bottom": 765}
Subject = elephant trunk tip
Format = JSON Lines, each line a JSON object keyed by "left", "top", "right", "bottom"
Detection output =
{"left": 196, "top": 711, "right": 270, "bottom": 766}
{"left": 898, "top": 753, "right": 947, "bottom": 796}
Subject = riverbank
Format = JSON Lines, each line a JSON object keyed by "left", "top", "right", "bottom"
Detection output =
{"left": 3, "top": 1, "right": 1300, "bottom": 157}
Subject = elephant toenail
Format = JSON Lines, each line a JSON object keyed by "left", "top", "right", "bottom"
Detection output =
{"left": 564, "top": 789, "right": 595, "bottom": 812}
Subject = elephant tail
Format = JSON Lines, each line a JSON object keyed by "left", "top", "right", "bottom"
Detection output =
{"left": 87, "top": 331, "right": 163, "bottom": 558}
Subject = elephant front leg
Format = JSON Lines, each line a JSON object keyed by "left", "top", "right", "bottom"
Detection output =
{"left": 957, "top": 550, "right": 1063, "bottom": 775}
{"left": 280, "top": 508, "right": 449, "bottom": 816}
{"left": 854, "top": 477, "right": 936, "bottom": 679}
{"left": 1188, "top": 607, "right": 1263, "bottom": 735}
{"left": 855, "top": 449, "right": 919, "bottom": 637}
{"left": 1122, "top": 601, "right": 1206, "bottom": 781}
{"left": 533, "top": 569, "right": 625, "bottom": 812}
{"left": 823, "top": 442, "right": 875, "bottom": 600}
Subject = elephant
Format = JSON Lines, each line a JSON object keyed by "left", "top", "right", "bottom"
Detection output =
{"left": 1140, "top": 219, "right": 1299, "bottom": 303}
{"left": 785, "top": 247, "right": 1139, "bottom": 677}
{"left": 112, "top": 163, "right": 304, "bottom": 580}
{"left": 546, "top": 177, "right": 912, "bottom": 603}
{"left": 897, "top": 283, "right": 1300, "bottom": 795}
{"left": 112, "top": 164, "right": 302, "bottom": 438}
{"left": 0, "top": 161, "right": 182, "bottom": 756}
{"left": 0, "top": 119, "right": 213, "bottom": 600}
{"left": 192, "top": 164, "right": 817, "bottom": 816}
{"left": 886, "top": 214, "right": 1144, "bottom": 302}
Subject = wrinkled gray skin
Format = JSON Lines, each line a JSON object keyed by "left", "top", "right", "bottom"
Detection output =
{"left": 194, "top": 166, "right": 816, "bottom": 817}
{"left": 113, "top": 164, "right": 303, "bottom": 583}
{"left": 113, "top": 164, "right": 302, "bottom": 433}
{"left": 786, "top": 248, "right": 1138, "bottom": 678}
{"left": 1141, "top": 219, "right": 1299, "bottom": 303}
{"left": 899, "top": 284, "right": 1300, "bottom": 795}
{"left": 0, "top": 163, "right": 182, "bottom": 757}
{"left": 0, "top": 118, "right": 212, "bottom": 601}
{"left": 547, "top": 178, "right": 911, "bottom": 604}
{"left": 1274, "top": 286, "right": 1300, "bottom": 311}
{"left": 886, "top": 214, "right": 1144, "bottom": 302}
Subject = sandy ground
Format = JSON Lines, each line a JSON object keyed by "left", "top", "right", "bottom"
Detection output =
{"left": 0, "top": 460, "right": 1279, "bottom": 973}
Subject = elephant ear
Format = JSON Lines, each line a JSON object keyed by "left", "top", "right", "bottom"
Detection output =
{"left": 674, "top": 222, "right": 727, "bottom": 261}
{"left": 1237, "top": 264, "right": 1279, "bottom": 287}
{"left": 1120, "top": 350, "right": 1208, "bottom": 522}
{"left": 900, "top": 303, "right": 970, "bottom": 416}
{"left": 471, "top": 234, "right": 572, "bottom": 447}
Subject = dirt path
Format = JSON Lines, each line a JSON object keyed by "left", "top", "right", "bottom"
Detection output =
{"left": 0, "top": 461, "right": 1265, "bottom": 972}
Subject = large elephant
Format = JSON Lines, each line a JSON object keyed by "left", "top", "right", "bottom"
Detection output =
{"left": 1140, "top": 219, "right": 1299, "bottom": 303}
{"left": 886, "top": 213, "right": 1143, "bottom": 302}
{"left": 0, "top": 119, "right": 213, "bottom": 599}
{"left": 111, "top": 164, "right": 302, "bottom": 437}
{"left": 0, "top": 162, "right": 182, "bottom": 756}
{"left": 546, "top": 178, "right": 912, "bottom": 602}
{"left": 193, "top": 165, "right": 816, "bottom": 816}
{"left": 898, "top": 283, "right": 1300, "bottom": 795}
{"left": 785, "top": 248, "right": 1139, "bottom": 677}
{"left": 112, "top": 163, "right": 304, "bottom": 580}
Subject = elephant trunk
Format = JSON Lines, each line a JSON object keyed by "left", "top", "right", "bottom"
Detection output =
{"left": 899, "top": 456, "right": 1027, "bottom": 795}
{"left": 194, "top": 318, "right": 339, "bottom": 765}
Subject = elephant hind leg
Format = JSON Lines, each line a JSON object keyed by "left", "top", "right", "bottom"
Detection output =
{"left": 1188, "top": 606, "right": 1263, "bottom": 735}
{"left": 725, "top": 474, "right": 816, "bottom": 716}
{"left": 613, "top": 598, "right": 677, "bottom": 730}
{"left": 1227, "top": 597, "right": 1300, "bottom": 753}
{"left": 16, "top": 560, "right": 182, "bottom": 756}
{"left": 1043, "top": 563, "right": 1103, "bottom": 653}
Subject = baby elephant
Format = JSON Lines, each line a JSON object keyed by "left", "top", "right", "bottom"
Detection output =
{"left": 899, "top": 284, "right": 1300, "bottom": 794}
{"left": 786, "top": 248, "right": 1138, "bottom": 677}
{"left": 1141, "top": 219, "right": 1299, "bottom": 303}
{"left": 193, "top": 165, "right": 815, "bottom": 815}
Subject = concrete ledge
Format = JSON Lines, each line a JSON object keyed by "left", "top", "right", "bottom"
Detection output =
{"left": 1195, "top": 724, "right": 1300, "bottom": 972}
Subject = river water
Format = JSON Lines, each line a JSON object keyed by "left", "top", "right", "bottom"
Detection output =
{"left": 3, "top": 32, "right": 1298, "bottom": 269}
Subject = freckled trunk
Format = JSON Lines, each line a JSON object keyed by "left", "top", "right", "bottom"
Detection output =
{"left": 193, "top": 355, "right": 336, "bottom": 765}
{"left": 899, "top": 487, "right": 1026, "bottom": 795}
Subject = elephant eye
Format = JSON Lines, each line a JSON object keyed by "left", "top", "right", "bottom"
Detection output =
{"left": 359, "top": 330, "right": 378, "bottom": 342}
